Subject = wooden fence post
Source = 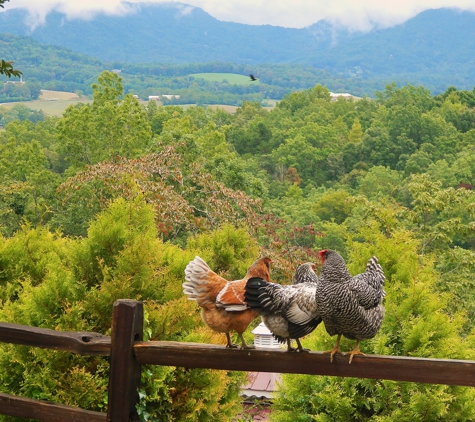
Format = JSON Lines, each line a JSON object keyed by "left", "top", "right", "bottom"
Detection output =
{"left": 107, "top": 300, "right": 143, "bottom": 422}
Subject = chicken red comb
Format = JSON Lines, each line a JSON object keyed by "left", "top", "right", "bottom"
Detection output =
{"left": 318, "top": 249, "right": 327, "bottom": 256}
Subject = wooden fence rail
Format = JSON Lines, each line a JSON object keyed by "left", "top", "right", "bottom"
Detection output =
{"left": 0, "top": 393, "right": 106, "bottom": 422}
{"left": 0, "top": 299, "right": 474, "bottom": 422}
{"left": 134, "top": 341, "right": 475, "bottom": 387}
{"left": 0, "top": 322, "right": 111, "bottom": 356}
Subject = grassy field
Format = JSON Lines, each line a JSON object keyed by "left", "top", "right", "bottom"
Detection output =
{"left": 40, "top": 90, "right": 81, "bottom": 100}
{"left": 190, "top": 73, "right": 256, "bottom": 85}
{"left": 0, "top": 90, "right": 93, "bottom": 116}
{"left": 208, "top": 104, "right": 274, "bottom": 112}
{"left": 1, "top": 89, "right": 274, "bottom": 118}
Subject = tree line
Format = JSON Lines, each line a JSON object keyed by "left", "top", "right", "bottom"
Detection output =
{"left": 2, "top": 31, "right": 463, "bottom": 106}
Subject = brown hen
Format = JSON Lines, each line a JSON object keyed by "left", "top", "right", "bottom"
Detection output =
{"left": 183, "top": 256, "right": 272, "bottom": 349}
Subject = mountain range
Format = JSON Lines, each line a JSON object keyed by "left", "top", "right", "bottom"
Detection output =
{"left": 0, "top": 2, "right": 475, "bottom": 96}
{"left": 1, "top": 4, "right": 475, "bottom": 73}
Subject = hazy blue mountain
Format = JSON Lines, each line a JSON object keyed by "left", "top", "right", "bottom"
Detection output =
{"left": 304, "top": 8, "right": 475, "bottom": 74}
{"left": 0, "top": 3, "right": 474, "bottom": 91}
{"left": 0, "top": 3, "right": 317, "bottom": 64}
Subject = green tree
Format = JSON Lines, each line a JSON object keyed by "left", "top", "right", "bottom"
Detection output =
{"left": 405, "top": 173, "right": 475, "bottom": 254}
{"left": 0, "top": 120, "right": 61, "bottom": 234}
{"left": 435, "top": 92, "right": 475, "bottom": 133}
{"left": 426, "top": 159, "right": 457, "bottom": 188}
{"left": 312, "top": 189, "right": 354, "bottom": 224}
{"left": 56, "top": 71, "right": 152, "bottom": 167}
{"left": 404, "top": 149, "right": 433, "bottom": 175}
{"left": 358, "top": 165, "right": 403, "bottom": 200}
{"left": 347, "top": 117, "right": 363, "bottom": 143}
{"left": 360, "top": 126, "right": 415, "bottom": 169}
{"left": 0, "top": 105, "right": 45, "bottom": 125}
{"left": 271, "top": 134, "right": 326, "bottom": 185}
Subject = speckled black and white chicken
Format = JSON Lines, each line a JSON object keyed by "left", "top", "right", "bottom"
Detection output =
{"left": 316, "top": 249, "right": 386, "bottom": 363}
{"left": 244, "top": 262, "right": 321, "bottom": 352}
{"left": 293, "top": 262, "right": 319, "bottom": 285}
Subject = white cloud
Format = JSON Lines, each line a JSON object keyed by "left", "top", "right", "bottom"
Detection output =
{"left": 182, "top": 0, "right": 475, "bottom": 29}
{"left": 175, "top": 4, "right": 195, "bottom": 18}
{"left": 3, "top": 0, "right": 475, "bottom": 30}
{"left": 3, "top": 0, "right": 134, "bottom": 28}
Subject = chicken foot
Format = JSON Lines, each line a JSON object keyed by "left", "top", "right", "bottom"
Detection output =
{"left": 225, "top": 332, "right": 256, "bottom": 349}
{"left": 344, "top": 340, "right": 365, "bottom": 364}
{"left": 323, "top": 334, "right": 342, "bottom": 362}
{"left": 238, "top": 333, "right": 255, "bottom": 349}
{"left": 285, "top": 338, "right": 310, "bottom": 353}
{"left": 225, "top": 333, "right": 239, "bottom": 348}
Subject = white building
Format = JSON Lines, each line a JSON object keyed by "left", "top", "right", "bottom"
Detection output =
{"left": 329, "top": 92, "right": 361, "bottom": 102}
{"left": 4, "top": 75, "right": 25, "bottom": 86}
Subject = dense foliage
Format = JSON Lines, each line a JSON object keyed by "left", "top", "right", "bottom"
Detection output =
{"left": 1, "top": 71, "right": 475, "bottom": 420}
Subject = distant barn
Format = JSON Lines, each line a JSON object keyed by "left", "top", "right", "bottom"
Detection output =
{"left": 329, "top": 92, "right": 361, "bottom": 101}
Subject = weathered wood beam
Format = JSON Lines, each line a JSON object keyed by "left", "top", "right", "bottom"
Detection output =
{"left": 0, "top": 392, "right": 106, "bottom": 422}
{"left": 0, "top": 322, "right": 111, "bottom": 356}
{"left": 134, "top": 341, "right": 475, "bottom": 387}
{"left": 107, "top": 299, "right": 143, "bottom": 422}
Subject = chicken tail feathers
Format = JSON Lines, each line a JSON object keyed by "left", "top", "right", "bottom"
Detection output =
{"left": 287, "top": 317, "right": 322, "bottom": 340}
{"left": 273, "top": 334, "right": 288, "bottom": 344}
{"left": 183, "top": 256, "right": 209, "bottom": 299}
{"left": 365, "top": 256, "right": 386, "bottom": 297}
{"left": 245, "top": 277, "right": 272, "bottom": 315}
{"left": 183, "top": 256, "right": 227, "bottom": 307}
{"left": 246, "top": 277, "right": 268, "bottom": 288}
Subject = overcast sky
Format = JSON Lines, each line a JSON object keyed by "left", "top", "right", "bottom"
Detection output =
{"left": 3, "top": 0, "right": 475, "bottom": 30}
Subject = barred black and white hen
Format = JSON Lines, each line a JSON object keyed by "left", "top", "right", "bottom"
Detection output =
{"left": 293, "top": 262, "right": 319, "bottom": 285}
{"left": 244, "top": 262, "right": 321, "bottom": 352}
{"left": 317, "top": 249, "right": 386, "bottom": 363}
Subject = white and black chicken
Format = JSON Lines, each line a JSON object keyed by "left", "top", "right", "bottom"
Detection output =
{"left": 245, "top": 262, "right": 321, "bottom": 352}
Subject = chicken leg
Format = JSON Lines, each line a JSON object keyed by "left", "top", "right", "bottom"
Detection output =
{"left": 238, "top": 333, "right": 255, "bottom": 349}
{"left": 344, "top": 340, "right": 365, "bottom": 364}
{"left": 225, "top": 333, "right": 239, "bottom": 348}
{"left": 225, "top": 332, "right": 256, "bottom": 349}
{"left": 295, "top": 338, "right": 310, "bottom": 353}
{"left": 323, "top": 334, "right": 342, "bottom": 362}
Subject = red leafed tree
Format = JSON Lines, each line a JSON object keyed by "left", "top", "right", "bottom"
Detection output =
{"left": 59, "top": 143, "right": 324, "bottom": 279}
{"left": 58, "top": 144, "right": 263, "bottom": 240}
{"left": 257, "top": 213, "right": 324, "bottom": 280}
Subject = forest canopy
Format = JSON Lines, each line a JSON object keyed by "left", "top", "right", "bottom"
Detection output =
{"left": 1, "top": 71, "right": 475, "bottom": 421}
